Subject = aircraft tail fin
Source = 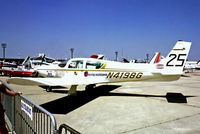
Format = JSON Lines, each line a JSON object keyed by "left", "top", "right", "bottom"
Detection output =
{"left": 160, "top": 40, "right": 192, "bottom": 75}
{"left": 22, "top": 56, "right": 31, "bottom": 65}
{"left": 150, "top": 52, "right": 160, "bottom": 64}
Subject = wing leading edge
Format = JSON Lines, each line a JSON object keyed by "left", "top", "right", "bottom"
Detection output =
{"left": 7, "top": 78, "right": 78, "bottom": 87}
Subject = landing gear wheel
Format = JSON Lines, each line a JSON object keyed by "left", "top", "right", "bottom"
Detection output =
{"left": 34, "top": 72, "right": 39, "bottom": 77}
{"left": 85, "top": 84, "right": 96, "bottom": 91}
{"left": 46, "top": 86, "right": 52, "bottom": 92}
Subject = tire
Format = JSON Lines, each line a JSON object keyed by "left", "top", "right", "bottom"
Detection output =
{"left": 85, "top": 84, "right": 96, "bottom": 91}
{"left": 46, "top": 86, "right": 52, "bottom": 92}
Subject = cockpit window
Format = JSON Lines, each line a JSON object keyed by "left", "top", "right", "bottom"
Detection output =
{"left": 58, "top": 59, "right": 69, "bottom": 68}
{"left": 68, "top": 60, "right": 83, "bottom": 69}
{"left": 86, "top": 61, "right": 104, "bottom": 69}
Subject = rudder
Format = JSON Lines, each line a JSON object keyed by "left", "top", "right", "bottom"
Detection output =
{"left": 161, "top": 40, "right": 192, "bottom": 75}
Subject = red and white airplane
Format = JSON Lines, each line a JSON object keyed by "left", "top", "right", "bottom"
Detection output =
{"left": 1, "top": 57, "right": 36, "bottom": 77}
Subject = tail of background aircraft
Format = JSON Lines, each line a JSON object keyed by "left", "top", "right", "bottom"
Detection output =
{"left": 22, "top": 56, "right": 31, "bottom": 65}
{"left": 150, "top": 52, "right": 161, "bottom": 64}
{"left": 160, "top": 40, "right": 191, "bottom": 75}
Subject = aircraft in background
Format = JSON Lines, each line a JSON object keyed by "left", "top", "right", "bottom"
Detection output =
{"left": 8, "top": 40, "right": 191, "bottom": 95}
{"left": 30, "top": 53, "right": 61, "bottom": 68}
{"left": 149, "top": 52, "right": 161, "bottom": 64}
{"left": 197, "top": 61, "right": 200, "bottom": 70}
{"left": 123, "top": 52, "right": 162, "bottom": 64}
{"left": 0, "top": 61, "right": 18, "bottom": 75}
{"left": 1, "top": 54, "right": 62, "bottom": 77}
{"left": 1, "top": 56, "right": 36, "bottom": 77}
{"left": 184, "top": 60, "right": 200, "bottom": 72}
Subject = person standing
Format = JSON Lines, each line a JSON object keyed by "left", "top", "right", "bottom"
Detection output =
{"left": 0, "top": 82, "right": 21, "bottom": 134}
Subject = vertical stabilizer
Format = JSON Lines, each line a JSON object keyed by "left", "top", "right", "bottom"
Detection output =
{"left": 150, "top": 52, "right": 160, "bottom": 64}
{"left": 22, "top": 56, "right": 31, "bottom": 65}
{"left": 161, "top": 41, "right": 191, "bottom": 75}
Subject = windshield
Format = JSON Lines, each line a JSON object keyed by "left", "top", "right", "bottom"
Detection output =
{"left": 58, "top": 59, "right": 69, "bottom": 68}
{"left": 86, "top": 61, "right": 104, "bottom": 69}
{"left": 68, "top": 60, "right": 83, "bottom": 69}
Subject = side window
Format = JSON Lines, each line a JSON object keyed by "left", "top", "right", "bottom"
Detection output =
{"left": 86, "top": 61, "right": 104, "bottom": 69}
{"left": 68, "top": 60, "right": 83, "bottom": 69}
{"left": 77, "top": 61, "right": 83, "bottom": 69}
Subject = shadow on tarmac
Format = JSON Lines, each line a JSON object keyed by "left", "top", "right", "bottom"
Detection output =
{"left": 108, "top": 92, "right": 195, "bottom": 103}
{"left": 40, "top": 85, "right": 121, "bottom": 114}
{"left": 40, "top": 85, "right": 196, "bottom": 114}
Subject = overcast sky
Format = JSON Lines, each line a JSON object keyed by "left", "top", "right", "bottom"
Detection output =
{"left": 0, "top": 0, "right": 200, "bottom": 61}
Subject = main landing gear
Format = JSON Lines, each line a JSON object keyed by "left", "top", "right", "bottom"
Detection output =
{"left": 46, "top": 86, "right": 52, "bottom": 92}
{"left": 85, "top": 84, "right": 96, "bottom": 91}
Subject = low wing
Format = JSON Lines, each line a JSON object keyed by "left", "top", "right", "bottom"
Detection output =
{"left": 7, "top": 77, "right": 81, "bottom": 87}
{"left": 7, "top": 77, "right": 101, "bottom": 87}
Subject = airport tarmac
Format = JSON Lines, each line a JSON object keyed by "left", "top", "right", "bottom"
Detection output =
{"left": 1, "top": 70, "right": 200, "bottom": 134}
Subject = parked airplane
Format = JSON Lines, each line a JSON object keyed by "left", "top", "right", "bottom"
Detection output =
{"left": 197, "top": 61, "right": 200, "bottom": 70}
{"left": 184, "top": 60, "right": 200, "bottom": 72}
{"left": 0, "top": 61, "right": 17, "bottom": 75}
{"left": 8, "top": 40, "right": 191, "bottom": 95}
{"left": 122, "top": 52, "right": 161, "bottom": 64}
{"left": 1, "top": 56, "right": 36, "bottom": 77}
{"left": 29, "top": 52, "right": 161, "bottom": 77}
{"left": 30, "top": 53, "right": 61, "bottom": 68}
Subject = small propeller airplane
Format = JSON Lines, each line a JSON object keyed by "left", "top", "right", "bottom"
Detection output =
{"left": 7, "top": 40, "right": 191, "bottom": 95}
{"left": 35, "top": 51, "right": 161, "bottom": 77}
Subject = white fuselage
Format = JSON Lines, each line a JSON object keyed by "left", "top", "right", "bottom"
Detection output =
{"left": 36, "top": 58, "right": 180, "bottom": 85}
